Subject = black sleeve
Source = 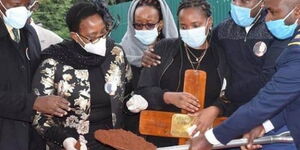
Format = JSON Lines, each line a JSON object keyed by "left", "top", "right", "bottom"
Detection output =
{"left": 0, "top": 91, "right": 36, "bottom": 122}
{"left": 136, "top": 39, "right": 172, "bottom": 110}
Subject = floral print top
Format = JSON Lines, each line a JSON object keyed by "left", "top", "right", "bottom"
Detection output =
{"left": 32, "top": 45, "right": 132, "bottom": 148}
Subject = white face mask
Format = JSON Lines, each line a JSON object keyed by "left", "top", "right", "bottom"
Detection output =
{"left": 0, "top": 1, "right": 31, "bottom": 29}
{"left": 180, "top": 25, "right": 208, "bottom": 49}
{"left": 134, "top": 27, "right": 159, "bottom": 45}
{"left": 76, "top": 33, "right": 107, "bottom": 56}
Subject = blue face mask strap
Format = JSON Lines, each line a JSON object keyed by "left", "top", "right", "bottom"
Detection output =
{"left": 250, "top": 0, "right": 264, "bottom": 20}
{"left": 0, "top": 1, "right": 7, "bottom": 17}
{"left": 283, "top": 8, "right": 297, "bottom": 22}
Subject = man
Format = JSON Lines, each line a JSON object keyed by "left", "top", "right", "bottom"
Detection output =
{"left": 189, "top": 0, "right": 300, "bottom": 149}
{"left": 0, "top": 0, "right": 71, "bottom": 149}
{"left": 206, "top": 0, "right": 295, "bottom": 149}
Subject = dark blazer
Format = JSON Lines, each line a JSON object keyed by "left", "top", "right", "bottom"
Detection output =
{"left": 212, "top": 29, "right": 300, "bottom": 149}
{"left": 0, "top": 19, "right": 42, "bottom": 150}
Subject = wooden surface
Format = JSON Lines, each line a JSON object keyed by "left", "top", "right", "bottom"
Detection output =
{"left": 139, "top": 70, "right": 226, "bottom": 144}
{"left": 139, "top": 110, "right": 227, "bottom": 138}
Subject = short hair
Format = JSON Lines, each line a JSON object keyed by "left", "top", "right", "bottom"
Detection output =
{"left": 66, "top": 0, "right": 115, "bottom": 33}
{"left": 135, "top": 0, "right": 163, "bottom": 20}
{"left": 177, "top": 0, "right": 212, "bottom": 18}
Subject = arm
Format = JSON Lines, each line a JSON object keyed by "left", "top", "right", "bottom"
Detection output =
{"left": 32, "top": 59, "right": 78, "bottom": 146}
{"left": 213, "top": 54, "right": 300, "bottom": 144}
{"left": 0, "top": 91, "right": 36, "bottom": 122}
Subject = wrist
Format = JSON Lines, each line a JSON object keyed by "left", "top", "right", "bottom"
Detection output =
{"left": 208, "top": 106, "right": 221, "bottom": 117}
{"left": 163, "top": 92, "right": 171, "bottom": 104}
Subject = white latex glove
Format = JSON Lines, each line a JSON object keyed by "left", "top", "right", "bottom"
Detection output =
{"left": 187, "top": 125, "right": 200, "bottom": 138}
{"left": 126, "top": 95, "right": 148, "bottom": 113}
{"left": 63, "top": 137, "right": 87, "bottom": 150}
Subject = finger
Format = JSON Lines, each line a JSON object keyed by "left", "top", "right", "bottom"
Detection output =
{"left": 58, "top": 102, "right": 71, "bottom": 111}
{"left": 143, "top": 56, "right": 157, "bottom": 66}
{"left": 241, "top": 145, "right": 248, "bottom": 150}
{"left": 183, "top": 93, "right": 199, "bottom": 103}
{"left": 55, "top": 107, "right": 68, "bottom": 117}
{"left": 58, "top": 97, "right": 71, "bottom": 106}
{"left": 186, "top": 98, "right": 201, "bottom": 108}
{"left": 53, "top": 111, "right": 65, "bottom": 117}
{"left": 247, "top": 144, "right": 262, "bottom": 150}
{"left": 145, "top": 55, "right": 158, "bottom": 66}
{"left": 147, "top": 51, "right": 160, "bottom": 60}
{"left": 185, "top": 103, "right": 199, "bottom": 112}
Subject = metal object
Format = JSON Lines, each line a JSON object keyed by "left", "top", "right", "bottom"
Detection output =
{"left": 157, "top": 131, "right": 294, "bottom": 150}
{"left": 170, "top": 114, "right": 194, "bottom": 138}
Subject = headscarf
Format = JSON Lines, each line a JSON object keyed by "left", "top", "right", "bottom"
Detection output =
{"left": 121, "top": 0, "right": 178, "bottom": 67}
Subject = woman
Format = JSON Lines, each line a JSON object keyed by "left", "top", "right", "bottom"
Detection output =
{"left": 121, "top": 0, "right": 178, "bottom": 86}
{"left": 137, "top": 0, "right": 228, "bottom": 147}
{"left": 121, "top": 0, "right": 178, "bottom": 135}
{"left": 32, "top": 2, "right": 131, "bottom": 150}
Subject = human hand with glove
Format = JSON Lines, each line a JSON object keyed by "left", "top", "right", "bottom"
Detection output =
{"left": 126, "top": 95, "right": 148, "bottom": 113}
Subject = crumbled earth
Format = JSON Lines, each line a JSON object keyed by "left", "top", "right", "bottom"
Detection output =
{"left": 95, "top": 129, "right": 157, "bottom": 150}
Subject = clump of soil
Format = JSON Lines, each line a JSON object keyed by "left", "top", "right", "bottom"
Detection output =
{"left": 95, "top": 129, "right": 157, "bottom": 150}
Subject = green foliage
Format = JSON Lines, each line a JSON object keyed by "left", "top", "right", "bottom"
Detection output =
{"left": 32, "top": 0, "right": 77, "bottom": 39}
{"left": 31, "top": 0, "right": 131, "bottom": 39}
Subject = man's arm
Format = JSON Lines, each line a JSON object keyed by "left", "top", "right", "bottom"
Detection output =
{"left": 213, "top": 53, "right": 300, "bottom": 144}
{"left": 0, "top": 91, "right": 37, "bottom": 122}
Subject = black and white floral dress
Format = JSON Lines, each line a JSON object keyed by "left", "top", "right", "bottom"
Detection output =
{"left": 32, "top": 40, "right": 132, "bottom": 150}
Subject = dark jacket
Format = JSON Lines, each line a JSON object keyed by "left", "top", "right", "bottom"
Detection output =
{"left": 213, "top": 29, "right": 300, "bottom": 150}
{"left": 212, "top": 11, "right": 290, "bottom": 115}
{"left": 137, "top": 38, "right": 228, "bottom": 112}
{"left": 0, "top": 19, "right": 42, "bottom": 149}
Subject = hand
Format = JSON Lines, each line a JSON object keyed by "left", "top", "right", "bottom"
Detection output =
{"left": 190, "top": 106, "right": 220, "bottom": 135}
{"left": 141, "top": 48, "right": 161, "bottom": 68}
{"left": 33, "top": 95, "right": 71, "bottom": 117}
{"left": 126, "top": 95, "right": 148, "bottom": 113}
{"left": 163, "top": 92, "right": 200, "bottom": 113}
{"left": 63, "top": 137, "right": 87, "bottom": 150}
{"left": 241, "top": 125, "right": 265, "bottom": 150}
{"left": 189, "top": 134, "right": 213, "bottom": 150}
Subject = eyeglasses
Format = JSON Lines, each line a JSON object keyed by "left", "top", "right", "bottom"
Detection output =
{"left": 133, "top": 22, "right": 159, "bottom": 30}
{"left": 77, "top": 33, "right": 107, "bottom": 44}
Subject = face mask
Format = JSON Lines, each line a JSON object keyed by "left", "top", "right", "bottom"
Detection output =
{"left": 134, "top": 27, "right": 159, "bottom": 45}
{"left": 230, "top": 0, "right": 263, "bottom": 27}
{"left": 0, "top": 1, "right": 31, "bottom": 29}
{"left": 76, "top": 34, "right": 107, "bottom": 56}
{"left": 180, "top": 22, "right": 208, "bottom": 49}
{"left": 266, "top": 8, "right": 298, "bottom": 40}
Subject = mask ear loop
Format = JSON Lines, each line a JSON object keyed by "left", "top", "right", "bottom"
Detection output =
{"left": 75, "top": 33, "right": 88, "bottom": 47}
{"left": 283, "top": 8, "right": 298, "bottom": 24}
{"left": 204, "top": 18, "right": 211, "bottom": 36}
{"left": 251, "top": 0, "right": 264, "bottom": 20}
{"left": 0, "top": 1, "right": 7, "bottom": 17}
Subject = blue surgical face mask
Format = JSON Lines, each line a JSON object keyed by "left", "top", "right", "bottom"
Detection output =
{"left": 230, "top": 0, "right": 263, "bottom": 27}
{"left": 180, "top": 21, "right": 208, "bottom": 49}
{"left": 266, "top": 8, "right": 298, "bottom": 40}
{"left": 134, "top": 27, "right": 159, "bottom": 45}
{"left": 0, "top": 1, "right": 31, "bottom": 29}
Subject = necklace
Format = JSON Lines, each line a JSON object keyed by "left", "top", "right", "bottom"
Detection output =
{"left": 184, "top": 44, "right": 208, "bottom": 70}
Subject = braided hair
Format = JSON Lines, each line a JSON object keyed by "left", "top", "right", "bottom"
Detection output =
{"left": 177, "top": 0, "right": 212, "bottom": 18}
{"left": 135, "top": 0, "right": 163, "bottom": 20}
